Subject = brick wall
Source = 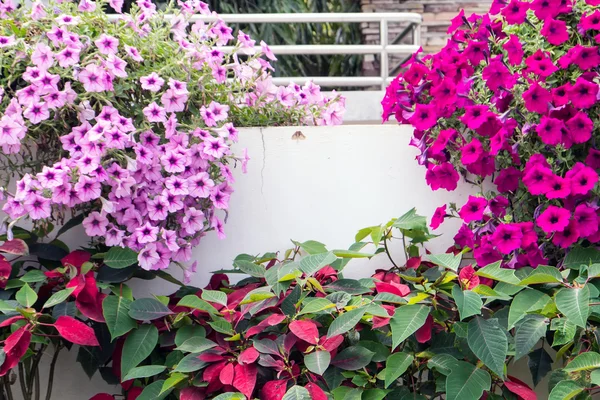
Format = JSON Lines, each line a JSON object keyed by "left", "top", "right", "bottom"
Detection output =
{"left": 360, "top": 0, "right": 492, "bottom": 76}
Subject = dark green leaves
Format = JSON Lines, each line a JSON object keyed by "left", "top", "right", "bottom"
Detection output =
{"left": 304, "top": 350, "right": 331, "bottom": 375}
{"left": 327, "top": 307, "right": 366, "bottom": 337}
{"left": 128, "top": 298, "right": 173, "bottom": 321}
{"left": 331, "top": 346, "right": 374, "bottom": 370}
{"left": 514, "top": 315, "right": 548, "bottom": 360}
{"left": 467, "top": 317, "right": 507, "bottom": 377}
{"left": 393, "top": 208, "right": 427, "bottom": 231}
{"left": 555, "top": 285, "right": 590, "bottom": 328}
{"left": 104, "top": 246, "right": 139, "bottom": 269}
{"left": 299, "top": 252, "right": 337, "bottom": 276}
{"left": 390, "top": 305, "right": 430, "bottom": 350}
{"left": 528, "top": 347, "right": 553, "bottom": 387}
{"left": 452, "top": 286, "right": 482, "bottom": 321}
{"left": 177, "top": 295, "right": 220, "bottom": 314}
{"left": 122, "top": 365, "right": 166, "bottom": 381}
{"left": 384, "top": 352, "right": 413, "bottom": 388}
{"left": 16, "top": 283, "right": 37, "bottom": 307}
{"left": 103, "top": 296, "right": 137, "bottom": 340}
{"left": 445, "top": 361, "right": 491, "bottom": 400}
{"left": 121, "top": 324, "right": 159, "bottom": 380}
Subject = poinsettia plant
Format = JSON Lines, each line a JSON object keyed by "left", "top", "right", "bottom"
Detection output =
{"left": 0, "top": 209, "right": 584, "bottom": 400}
{"left": 0, "top": 0, "right": 344, "bottom": 279}
{"left": 383, "top": 0, "right": 600, "bottom": 269}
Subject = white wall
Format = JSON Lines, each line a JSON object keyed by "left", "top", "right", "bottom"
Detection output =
{"left": 13, "top": 125, "right": 481, "bottom": 399}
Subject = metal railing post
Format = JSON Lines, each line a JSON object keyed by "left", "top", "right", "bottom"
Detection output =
{"left": 380, "top": 19, "right": 388, "bottom": 91}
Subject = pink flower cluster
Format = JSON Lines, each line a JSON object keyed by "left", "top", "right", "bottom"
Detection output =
{"left": 0, "top": 0, "right": 344, "bottom": 272}
{"left": 384, "top": 0, "right": 600, "bottom": 267}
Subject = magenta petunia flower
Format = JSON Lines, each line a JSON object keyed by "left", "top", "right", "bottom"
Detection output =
{"left": 482, "top": 56, "right": 515, "bottom": 92}
{"left": 580, "top": 10, "right": 600, "bottom": 32}
{"left": 495, "top": 167, "right": 521, "bottom": 193}
{"left": 536, "top": 116, "right": 564, "bottom": 145}
{"left": 461, "top": 105, "right": 491, "bottom": 130}
{"left": 489, "top": 195, "right": 509, "bottom": 218}
{"left": 409, "top": 103, "right": 438, "bottom": 131}
{"left": 461, "top": 138, "right": 484, "bottom": 165}
{"left": 545, "top": 175, "right": 571, "bottom": 199}
{"left": 566, "top": 163, "right": 598, "bottom": 195}
{"left": 458, "top": 196, "right": 487, "bottom": 223}
{"left": 566, "top": 112, "right": 593, "bottom": 144}
{"left": 571, "top": 46, "right": 600, "bottom": 71}
{"left": 501, "top": 0, "right": 529, "bottom": 24}
{"left": 430, "top": 129, "right": 456, "bottom": 156}
{"left": 552, "top": 220, "right": 580, "bottom": 249}
{"left": 569, "top": 78, "right": 599, "bottom": 109}
{"left": 531, "top": 0, "right": 561, "bottom": 21}
{"left": 552, "top": 84, "right": 570, "bottom": 107}
{"left": 537, "top": 205, "right": 571, "bottom": 233}
{"left": 425, "top": 162, "right": 459, "bottom": 191}
{"left": 503, "top": 35, "right": 523, "bottom": 66}
{"left": 492, "top": 223, "right": 523, "bottom": 254}
{"left": 430, "top": 204, "right": 446, "bottom": 230}
{"left": 523, "top": 163, "right": 554, "bottom": 196}
{"left": 523, "top": 83, "right": 551, "bottom": 114}
{"left": 574, "top": 204, "right": 599, "bottom": 238}
{"left": 586, "top": 148, "right": 600, "bottom": 169}
{"left": 541, "top": 19, "right": 569, "bottom": 45}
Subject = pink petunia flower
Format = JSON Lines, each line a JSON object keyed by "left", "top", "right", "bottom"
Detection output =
{"left": 492, "top": 224, "right": 523, "bottom": 254}
{"left": 143, "top": 102, "right": 166, "bottom": 123}
{"left": 430, "top": 205, "right": 447, "bottom": 230}
{"left": 83, "top": 212, "right": 109, "bottom": 236}
{"left": 140, "top": 72, "right": 164, "bottom": 92}
{"left": 537, "top": 206, "right": 570, "bottom": 233}
{"left": 94, "top": 34, "right": 119, "bottom": 55}
{"left": 458, "top": 196, "right": 488, "bottom": 223}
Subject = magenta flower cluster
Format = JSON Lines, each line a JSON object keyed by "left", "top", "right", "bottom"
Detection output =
{"left": 383, "top": 0, "right": 600, "bottom": 267}
{"left": 0, "top": 0, "right": 344, "bottom": 273}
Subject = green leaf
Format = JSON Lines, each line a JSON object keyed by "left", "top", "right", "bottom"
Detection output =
{"left": 428, "top": 253, "right": 462, "bottom": 272}
{"left": 175, "top": 337, "right": 217, "bottom": 353}
{"left": 121, "top": 324, "right": 159, "bottom": 380}
{"left": 475, "top": 261, "right": 520, "bottom": 285}
{"left": 282, "top": 385, "right": 311, "bottom": 400}
{"left": 563, "top": 248, "right": 600, "bottom": 269}
{"left": 550, "top": 318, "right": 576, "bottom": 347}
{"left": 452, "top": 286, "right": 482, "bottom": 321}
{"left": 103, "top": 295, "right": 137, "bottom": 341}
{"left": 173, "top": 353, "right": 206, "bottom": 373}
{"left": 212, "top": 394, "right": 246, "bottom": 400}
{"left": 299, "top": 252, "right": 337, "bottom": 276}
{"left": 514, "top": 315, "right": 548, "bottom": 360}
{"left": 128, "top": 298, "right": 174, "bottom": 321}
{"left": 104, "top": 246, "right": 138, "bottom": 269}
{"left": 331, "top": 345, "right": 374, "bottom": 370}
{"left": 428, "top": 354, "right": 460, "bottom": 375}
{"left": 20, "top": 270, "right": 46, "bottom": 283}
{"left": 445, "top": 361, "right": 491, "bottom": 400}
{"left": 122, "top": 365, "right": 166, "bottom": 381}
{"left": 390, "top": 305, "right": 430, "bottom": 350}
{"left": 331, "top": 249, "right": 375, "bottom": 258}
{"left": 508, "top": 289, "right": 551, "bottom": 329}
{"left": 16, "top": 284, "right": 37, "bottom": 308}
{"left": 325, "top": 279, "right": 371, "bottom": 295}
{"left": 43, "top": 288, "right": 75, "bottom": 309}
{"left": 563, "top": 351, "right": 600, "bottom": 372}
{"left": 467, "top": 317, "right": 507, "bottom": 378}
{"left": 518, "top": 266, "right": 563, "bottom": 285}
{"left": 160, "top": 372, "right": 185, "bottom": 395}
{"left": 299, "top": 298, "right": 335, "bottom": 315}
{"left": 385, "top": 352, "right": 414, "bottom": 388}
{"left": 201, "top": 290, "right": 228, "bottom": 307}
{"left": 136, "top": 380, "right": 171, "bottom": 400}
{"left": 548, "top": 380, "right": 584, "bottom": 400}
{"left": 393, "top": 208, "right": 427, "bottom": 231}
{"left": 591, "top": 369, "right": 600, "bottom": 385}
{"left": 234, "top": 260, "right": 265, "bottom": 278}
{"left": 327, "top": 307, "right": 366, "bottom": 338}
{"left": 175, "top": 326, "right": 205, "bottom": 347}
{"left": 528, "top": 347, "right": 553, "bottom": 387}
{"left": 239, "top": 288, "right": 276, "bottom": 305}
{"left": 177, "top": 295, "right": 219, "bottom": 314}
{"left": 555, "top": 285, "right": 590, "bottom": 328}
{"left": 304, "top": 350, "right": 331, "bottom": 375}
{"left": 208, "top": 319, "right": 234, "bottom": 335}
{"left": 293, "top": 240, "right": 328, "bottom": 255}
{"left": 363, "top": 389, "right": 391, "bottom": 400}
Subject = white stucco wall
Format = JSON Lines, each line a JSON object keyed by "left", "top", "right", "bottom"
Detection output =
{"left": 11, "top": 125, "right": 542, "bottom": 399}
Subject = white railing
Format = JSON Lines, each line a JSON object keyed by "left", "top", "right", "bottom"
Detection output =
{"left": 110, "top": 13, "right": 422, "bottom": 90}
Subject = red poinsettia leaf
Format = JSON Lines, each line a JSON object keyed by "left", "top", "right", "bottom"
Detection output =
{"left": 198, "top": 351, "right": 226, "bottom": 362}
{"left": 54, "top": 316, "right": 99, "bottom": 346}
{"left": 416, "top": 314, "right": 433, "bottom": 343}
{"left": 203, "top": 361, "right": 226, "bottom": 386}
{"left": 0, "top": 315, "right": 25, "bottom": 328}
{"left": 180, "top": 387, "right": 205, "bottom": 400}
{"left": 62, "top": 250, "right": 91, "bottom": 268}
{"left": 374, "top": 281, "right": 410, "bottom": 297}
{"left": 239, "top": 347, "right": 259, "bottom": 365}
{"left": 320, "top": 335, "right": 344, "bottom": 352}
{"left": 459, "top": 265, "right": 480, "bottom": 290}
{"left": 261, "top": 379, "right": 288, "bottom": 400}
{"left": 126, "top": 387, "right": 143, "bottom": 400}
{"left": 75, "top": 273, "right": 106, "bottom": 322}
{"left": 233, "top": 363, "right": 257, "bottom": 399}
{"left": 0, "top": 326, "right": 32, "bottom": 376}
{"left": 406, "top": 256, "right": 421, "bottom": 269}
{"left": 89, "top": 394, "right": 115, "bottom": 400}
{"left": 0, "top": 239, "right": 29, "bottom": 256}
{"left": 66, "top": 274, "right": 86, "bottom": 297}
{"left": 219, "top": 363, "right": 235, "bottom": 385}
{"left": 246, "top": 314, "right": 286, "bottom": 337}
{"left": 305, "top": 382, "right": 328, "bottom": 400}
{"left": 289, "top": 320, "right": 319, "bottom": 345}
{"left": 0, "top": 256, "right": 11, "bottom": 290}
{"left": 505, "top": 377, "right": 537, "bottom": 400}
{"left": 372, "top": 316, "right": 391, "bottom": 329}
